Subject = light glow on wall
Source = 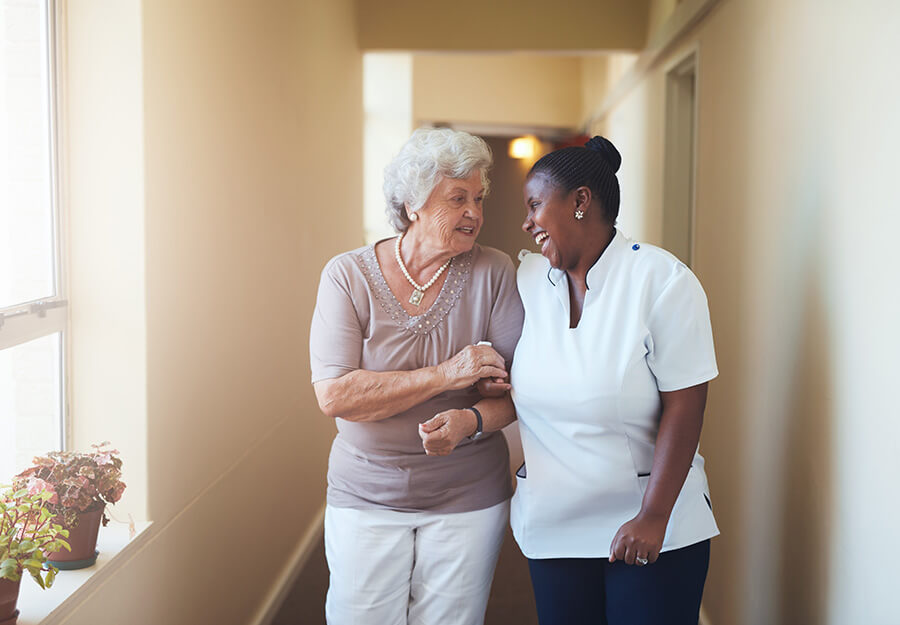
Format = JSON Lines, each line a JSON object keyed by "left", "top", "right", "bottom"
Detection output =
{"left": 509, "top": 135, "right": 540, "bottom": 159}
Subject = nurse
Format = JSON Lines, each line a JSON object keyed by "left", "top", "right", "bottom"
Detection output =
{"left": 510, "top": 136, "right": 719, "bottom": 625}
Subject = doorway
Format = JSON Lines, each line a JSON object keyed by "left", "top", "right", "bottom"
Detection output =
{"left": 663, "top": 51, "right": 698, "bottom": 266}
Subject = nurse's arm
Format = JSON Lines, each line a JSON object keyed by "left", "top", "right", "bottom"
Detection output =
{"left": 475, "top": 376, "right": 511, "bottom": 397}
{"left": 641, "top": 382, "right": 708, "bottom": 518}
{"left": 609, "top": 382, "right": 708, "bottom": 564}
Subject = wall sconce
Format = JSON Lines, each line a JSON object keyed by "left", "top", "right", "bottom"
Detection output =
{"left": 509, "top": 135, "right": 539, "bottom": 160}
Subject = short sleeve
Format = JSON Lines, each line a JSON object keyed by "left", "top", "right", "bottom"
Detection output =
{"left": 309, "top": 259, "right": 364, "bottom": 383}
{"left": 486, "top": 254, "right": 524, "bottom": 365}
{"left": 646, "top": 267, "right": 718, "bottom": 392}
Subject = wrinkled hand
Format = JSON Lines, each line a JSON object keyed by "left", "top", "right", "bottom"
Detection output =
{"left": 475, "top": 375, "right": 511, "bottom": 397}
{"left": 438, "top": 344, "right": 507, "bottom": 391}
{"left": 609, "top": 512, "right": 668, "bottom": 565}
{"left": 418, "top": 409, "right": 477, "bottom": 456}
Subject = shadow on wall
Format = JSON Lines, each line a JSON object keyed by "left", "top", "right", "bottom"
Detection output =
{"left": 776, "top": 181, "right": 833, "bottom": 625}
{"left": 682, "top": 49, "right": 753, "bottom": 624}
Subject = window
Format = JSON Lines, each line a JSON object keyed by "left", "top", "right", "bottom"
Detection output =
{"left": 0, "top": 0, "right": 65, "bottom": 478}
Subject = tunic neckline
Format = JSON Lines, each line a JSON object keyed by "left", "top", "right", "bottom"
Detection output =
{"left": 356, "top": 242, "right": 473, "bottom": 335}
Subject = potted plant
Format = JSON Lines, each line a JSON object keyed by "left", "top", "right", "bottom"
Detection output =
{"left": 1, "top": 483, "right": 70, "bottom": 625}
{"left": 14, "top": 443, "right": 125, "bottom": 571}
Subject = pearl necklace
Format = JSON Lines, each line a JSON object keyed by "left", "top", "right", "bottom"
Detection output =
{"left": 394, "top": 234, "right": 452, "bottom": 307}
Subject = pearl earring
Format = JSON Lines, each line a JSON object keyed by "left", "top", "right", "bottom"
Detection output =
{"left": 575, "top": 210, "right": 584, "bottom": 220}
{"left": 409, "top": 212, "right": 418, "bottom": 221}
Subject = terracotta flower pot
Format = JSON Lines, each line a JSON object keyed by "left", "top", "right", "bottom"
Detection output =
{"left": 46, "top": 505, "right": 104, "bottom": 570}
{"left": 0, "top": 577, "right": 20, "bottom": 624}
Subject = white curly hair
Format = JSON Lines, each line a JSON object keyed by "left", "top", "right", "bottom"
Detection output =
{"left": 383, "top": 127, "right": 492, "bottom": 233}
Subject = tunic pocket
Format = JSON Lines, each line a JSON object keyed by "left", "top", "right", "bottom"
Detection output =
{"left": 637, "top": 473, "right": 650, "bottom": 494}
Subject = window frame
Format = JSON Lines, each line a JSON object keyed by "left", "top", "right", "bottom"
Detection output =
{"left": 0, "top": 0, "right": 68, "bottom": 452}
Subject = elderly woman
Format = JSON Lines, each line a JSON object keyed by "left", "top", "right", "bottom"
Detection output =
{"left": 510, "top": 136, "right": 719, "bottom": 625}
{"left": 309, "top": 127, "right": 523, "bottom": 625}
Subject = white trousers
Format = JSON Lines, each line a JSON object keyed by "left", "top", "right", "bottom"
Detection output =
{"left": 324, "top": 500, "right": 509, "bottom": 625}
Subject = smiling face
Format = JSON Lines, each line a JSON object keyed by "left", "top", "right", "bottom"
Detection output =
{"left": 410, "top": 170, "right": 485, "bottom": 256}
{"left": 522, "top": 172, "right": 586, "bottom": 270}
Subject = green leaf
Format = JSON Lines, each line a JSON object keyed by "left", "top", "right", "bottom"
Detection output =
{"left": 0, "top": 568, "right": 21, "bottom": 582}
{"left": 30, "top": 569, "right": 46, "bottom": 589}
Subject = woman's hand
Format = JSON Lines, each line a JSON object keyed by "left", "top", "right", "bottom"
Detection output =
{"left": 418, "top": 409, "right": 477, "bottom": 456}
{"left": 438, "top": 344, "right": 508, "bottom": 391}
{"left": 609, "top": 511, "right": 668, "bottom": 565}
{"left": 475, "top": 376, "right": 511, "bottom": 397}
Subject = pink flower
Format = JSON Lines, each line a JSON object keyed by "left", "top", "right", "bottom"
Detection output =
{"left": 27, "top": 477, "right": 59, "bottom": 504}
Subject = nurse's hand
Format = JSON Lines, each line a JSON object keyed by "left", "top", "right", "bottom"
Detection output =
{"left": 418, "top": 409, "right": 478, "bottom": 456}
{"left": 475, "top": 376, "right": 511, "bottom": 397}
{"left": 609, "top": 512, "right": 668, "bottom": 565}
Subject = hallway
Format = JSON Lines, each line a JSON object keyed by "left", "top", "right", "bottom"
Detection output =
{"left": 4, "top": 1, "right": 896, "bottom": 624}
{"left": 272, "top": 527, "right": 538, "bottom": 625}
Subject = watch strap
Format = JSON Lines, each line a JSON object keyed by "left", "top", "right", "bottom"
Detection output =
{"left": 467, "top": 406, "right": 483, "bottom": 440}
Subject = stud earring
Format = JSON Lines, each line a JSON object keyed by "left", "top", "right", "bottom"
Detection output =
{"left": 409, "top": 212, "right": 418, "bottom": 221}
{"left": 575, "top": 210, "right": 584, "bottom": 220}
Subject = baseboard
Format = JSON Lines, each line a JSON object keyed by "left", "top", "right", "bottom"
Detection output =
{"left": 250, "top": 502, "right": 327, "bottom": 625}
{"left": 699, "top": 605, "right": 712, "bottom": 625}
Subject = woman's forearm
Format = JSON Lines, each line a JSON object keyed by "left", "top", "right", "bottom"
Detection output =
{"left": 314, "top": 344, "right": 508, "bottom": 423}
{"left": 639, "top": 383, "right": 709, "bottom": 521}
{"left": 314, "top": 366, "right": 449, "bottom": 422}
{"left": 417, "top": 392, "right": 517, "bottom": 456}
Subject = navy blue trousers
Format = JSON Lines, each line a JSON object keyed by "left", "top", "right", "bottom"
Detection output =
{"left": 527, "top": 540, "right": 710, "bottom": 625}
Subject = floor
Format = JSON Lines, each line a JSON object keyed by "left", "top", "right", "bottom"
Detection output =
{"left": 272, "top": 525, "right": 539, "bottom": 625}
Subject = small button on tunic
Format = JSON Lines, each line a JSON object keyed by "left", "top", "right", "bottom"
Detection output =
{"left": 510, "top": 230, "right": 720, "bottom": 558}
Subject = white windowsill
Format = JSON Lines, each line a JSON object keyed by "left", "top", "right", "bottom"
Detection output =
{"left": 15, "top": 521, "right": 154, "bottom": 625}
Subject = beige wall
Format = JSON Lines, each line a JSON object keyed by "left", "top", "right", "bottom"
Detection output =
{"left": 62, "top": 0, "right": 362, "bottom": 622}
{"left": 357, "top": 0, "right": 650, "bottom": 51}
{"left": 584, "top": 1, "right": 900, "bottom": 624}
{"left": 66, "top": 0, "right": 149, "bottom": 524}
{"left": 413, "top": 54, "right": 584, "bottom": 130}
{"left": 646, "top": 0, "right": 680, "bottom": 39}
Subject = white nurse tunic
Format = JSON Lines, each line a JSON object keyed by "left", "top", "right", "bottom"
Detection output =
{"left": 510, "top": 230, "right": 720, "bottom": 559}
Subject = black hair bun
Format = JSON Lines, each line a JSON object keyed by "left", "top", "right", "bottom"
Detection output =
{"left": 584, "top": 136, "right": 622, "bottom": 173}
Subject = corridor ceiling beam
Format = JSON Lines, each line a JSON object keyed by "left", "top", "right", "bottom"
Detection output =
{"left": 355, "top": 0, "right": 651, "bottom": 52}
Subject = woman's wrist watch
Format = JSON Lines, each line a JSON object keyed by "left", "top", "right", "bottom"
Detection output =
{"left": 466, "top": 406, "right": 484, "bottom": 440}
